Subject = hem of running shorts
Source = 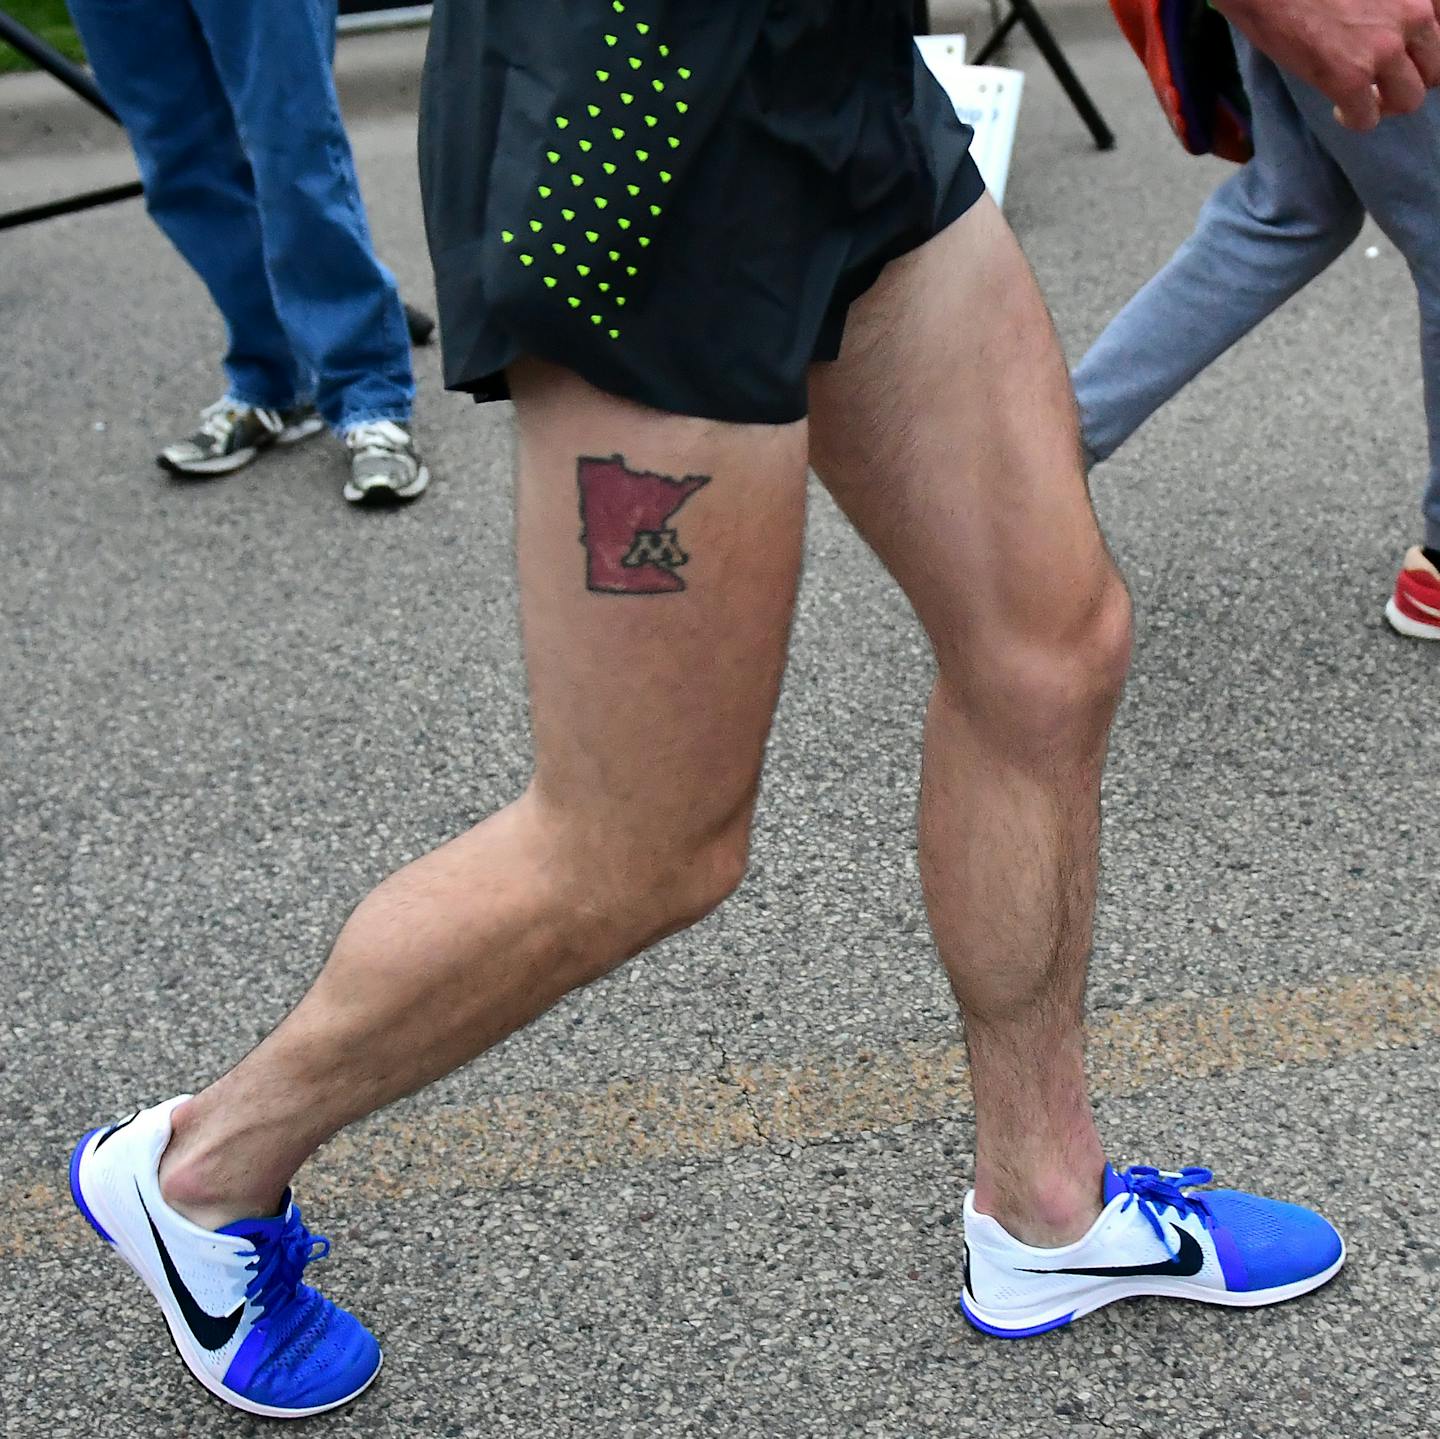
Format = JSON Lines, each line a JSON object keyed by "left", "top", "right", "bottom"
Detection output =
{"left": 442, "top": 154, "right": 988, "bottom": 427}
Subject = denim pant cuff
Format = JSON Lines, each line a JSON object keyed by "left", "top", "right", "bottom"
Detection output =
{"left": 337, "top": 409, "right": 412, "bottom": 434}
{"left": 227, "top": 387, "right": 314, "bottom": 414}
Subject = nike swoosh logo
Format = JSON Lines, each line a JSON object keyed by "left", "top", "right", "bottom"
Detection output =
{"left": 1018, "top": 1224, "right": 1204, "bottom": 1279}
{"left": 92, "top": 1113, "right": 139, "bottom": 1152}
{"left": 136, "top": 1184, "right": 245, "bottom": 1351}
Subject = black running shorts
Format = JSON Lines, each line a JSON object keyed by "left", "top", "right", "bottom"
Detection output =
{"left": 419, "top": 0, "right": 986, "bottom": 425}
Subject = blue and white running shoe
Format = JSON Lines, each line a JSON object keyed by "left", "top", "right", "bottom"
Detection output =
{"left": 960, "top": 1163, "right": 1345, "bottom": 1338}
{"left": 69, "top": 1096, "right": 381, "bottom": 1418}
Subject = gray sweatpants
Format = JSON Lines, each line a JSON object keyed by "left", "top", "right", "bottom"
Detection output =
{"left": 1073, "top": 29, "right": 1440, "bottom": 549}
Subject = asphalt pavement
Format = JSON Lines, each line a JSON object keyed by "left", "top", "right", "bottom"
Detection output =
{"left": 2, "top": 6, "right": 1436, "bottom": 1437}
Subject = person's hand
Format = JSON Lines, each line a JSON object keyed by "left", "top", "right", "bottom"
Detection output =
{"left": 1215, "top": 0, "right": 1440, "bottom": 129}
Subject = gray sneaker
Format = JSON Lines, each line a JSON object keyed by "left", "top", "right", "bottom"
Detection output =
{"left": 342, "top": 420, "right": 430, "bottom": 504}
{"left": 157, "top": 398, "right": 324, "bottom": 477}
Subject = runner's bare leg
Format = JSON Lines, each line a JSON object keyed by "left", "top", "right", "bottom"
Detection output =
{"left": 159, "top": 362, "right": 807, "bottom": 1227}
{"left": 810, "top": 196, "right": 1133, "bottom": 1246}
{"left": 160, "top": 200, "right": 1127, "bottom": 1250}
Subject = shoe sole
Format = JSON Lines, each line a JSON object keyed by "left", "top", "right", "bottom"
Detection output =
{"left": 343, "top": 463, "right": 430, "bottom": 505}
{"left": 68, "top": 1127, "right": 381, "bottom": 1420}
{"left": 1385, "top": 597, "right": 1440, "bottom": 640}
{"left": 157, "top": 446, "right": 265, "bottom": 477}
{"left": 958, "top": 1243, "right": 1346, "bottom": 1338}
{"left": 277, "top": 416, "right": 326, "bottom": 446}
{"left": 156, "top": 417, "right": 323, "bottom": 477}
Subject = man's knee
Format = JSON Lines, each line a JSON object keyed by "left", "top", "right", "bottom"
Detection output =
{"left": 937, "top": 565, "right": 1133, "bottom": 756}
{"left": 528, "top": 791, "right": 753, "bottom": 982}
{"left": 634, "top": 815, "right": 752, "bottom": 941}
{"left": 1294, "top": 193, "right": 1366, "bottom": 268}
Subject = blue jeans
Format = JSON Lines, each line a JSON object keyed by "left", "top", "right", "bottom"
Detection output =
{"left": 66, "top": 0, "right": 413, "bottom": 433}
{"left": 1073, "top": 29, "right": 1440, "bottom": 549}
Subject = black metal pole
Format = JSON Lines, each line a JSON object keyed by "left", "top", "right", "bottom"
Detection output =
{"left": 0, "top": 10, "right": 116, "bottom": 120}
{"left": 0, "top": 179, "right": 142, "bottom": 232}
{"left": 972, "top": 0, "right": 1114, "bottom": 150}
{"left": 0, "top": 9, "right": 139, "bottom": 226}
{"left": 403, "top": 303, "right": 434, "bottom": 346}
{"left": 972, "top": 6, "right": 1024, "bottom": 63}
{"left": 1013, "top": 0, "right": 1114, "bottom": 148}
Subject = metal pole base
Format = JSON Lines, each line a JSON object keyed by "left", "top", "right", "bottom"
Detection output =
{"left": 404, "top": 303, "right": 435, "bottom": 347}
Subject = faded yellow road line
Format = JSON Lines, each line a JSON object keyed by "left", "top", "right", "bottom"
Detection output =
{"left": 5, "top": 967, "right": 1436, "bottom": 1259}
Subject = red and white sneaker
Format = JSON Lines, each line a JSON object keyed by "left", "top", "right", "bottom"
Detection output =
{"left": 1386, "top": 547, "right": 1440, "bottom": 640}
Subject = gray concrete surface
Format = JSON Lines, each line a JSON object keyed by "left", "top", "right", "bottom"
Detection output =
{"left": 1, "top": 7, "right": 1436, "bottom": 1437}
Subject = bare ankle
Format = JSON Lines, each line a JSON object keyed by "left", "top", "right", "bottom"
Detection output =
{"left": 158, "top": 1097, "right": 287, "bottom": 1231}
{"left": 974, "top": 1160, "right": 1106, "bottom": 1248}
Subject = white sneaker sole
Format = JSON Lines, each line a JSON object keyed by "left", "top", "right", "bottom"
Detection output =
{"left": 959, "top": 1243, "right": 1345, "bottom": 1338}
{"left": 1385, "top": 596, "right": 1440, "bottom": 640}
{"left": 343, "top": 463, "right": 430, "bottom": 505}
{"left": 70, "top": 1126, "right": 381, "bottom": 1419}
{"left": 277, "top": 415, "right": 326, "bottom": 446}
{"left": 158, "top": 415, "right": 323, "bottom": 477}
{"left": 158, "top": 445, "right": 265, "bottom": 477}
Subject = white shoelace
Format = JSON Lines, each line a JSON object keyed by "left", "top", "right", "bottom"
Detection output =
{"left": 199, "top": 398, "right": 280, "bottom": 443}
{"left": 344, "top": 420, "right": 411, "bottom": 458}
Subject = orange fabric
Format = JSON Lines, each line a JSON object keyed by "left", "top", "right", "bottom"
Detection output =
{"left": 1109, "top": 0, "right": 1188, "bottom": 144}
{"left": 1108, "top": 0, "right": 1252, "bottom": 162}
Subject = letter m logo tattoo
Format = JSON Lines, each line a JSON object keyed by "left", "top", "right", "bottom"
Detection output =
{"left": 622, "top": 528, "right": 687, "bottom": 571}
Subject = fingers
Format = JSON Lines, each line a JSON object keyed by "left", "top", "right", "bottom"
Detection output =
{"left": 1375, "top": 46, "right": 1430, "bottom": 115}
{"left": 1333, "top": 83, "right": 1382, "bottom": 132}
{"left": 1377, "top": 2, "right": 1440, "bottom": 114}
{"left": 1406, "top": 13, "right": 1440, "bottom": 87}
{"left": 1328, "top": 3, "right": 1440, "bottom": 130}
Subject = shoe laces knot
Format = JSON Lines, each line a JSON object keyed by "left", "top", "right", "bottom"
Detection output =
{"left": 1116, "top": 1165, "right": 1215, "bottom": 1256}
{"left": 240, "top": 1205, "right": 331, "bottom": 1329}
{"left": 345, "top": 420, "right": 410, "bottom": 458}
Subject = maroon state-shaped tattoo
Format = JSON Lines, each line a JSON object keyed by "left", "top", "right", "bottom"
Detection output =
{"left": 576, "top": 454, "right": 711, "bottom": 594}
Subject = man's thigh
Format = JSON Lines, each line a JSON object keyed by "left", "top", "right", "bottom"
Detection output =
{"left": 808, "top": 196, "right": 1119, "bottom": 665}
{"left": 1288, "top": 78, "right": 1440, "bottom": 264}
{"left": 509, "top": 360, "right": 808, "bottom": 855}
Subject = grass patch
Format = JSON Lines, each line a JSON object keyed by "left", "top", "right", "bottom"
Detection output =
{"left": 0, "top": 0, "right": 86, "bottom": 76}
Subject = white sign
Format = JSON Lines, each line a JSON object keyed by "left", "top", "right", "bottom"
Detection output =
{"left": 917, "top": 34, "right": 1026, "bottom": 207}
{"left": 916, "top": 32, "right": 968, "bottom": 68}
